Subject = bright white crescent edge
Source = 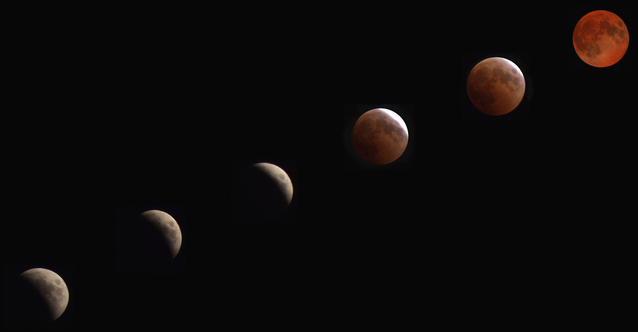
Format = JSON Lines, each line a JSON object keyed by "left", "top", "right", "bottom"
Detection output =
{"left": 375, "top": 108, "right": 409, "bottom": 136}
{"left": 20, "top": 268, "right": 69, "bottom": 321}
{"left": 253, "top": 163, "right": 294, "bottom": 204}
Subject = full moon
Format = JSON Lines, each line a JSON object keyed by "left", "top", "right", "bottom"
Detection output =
{"left": 232, "top": 162, "right": 294, "bottom": 222}
{"left": 466, "top": 57, "right": 526, "bottom": 116}
{"left": 19, "top": 268, "right": 69, "bottom": 321}
{"left": 140, "top": 210, "right": 183, "bottom": 259}
{"left": 351, "top": 108, "right": 408, "bottom": 165}
{"left": 573, "top": 10, "right": 629, "bottom": 68}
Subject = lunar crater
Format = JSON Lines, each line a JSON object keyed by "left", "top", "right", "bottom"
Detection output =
{"left": 573, "top": 10, "right": 629, "bottom": 67}
{"left": 467, "top": 57, "right": 525, "bottom": 116}
{"left": 19, "top": 268, "right": 69, "bottom": 322}
{"left": 351, "top": 108, "right": 408, "bottom": 164}
{"left": 233, "top": 162, "right": 294, "bottom": 221}
{"left": 140, "top": 210, "right": 183, "bottom": 259}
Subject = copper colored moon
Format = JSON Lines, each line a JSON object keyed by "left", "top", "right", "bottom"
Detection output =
{"left": 573, "top": 10, "right": 629, "bottom": 68}
{"left": 351, "top": 108, "right": 408, "bottom": 165}
{"left": 466, "top": 57, "right": 526, "bottom": 116}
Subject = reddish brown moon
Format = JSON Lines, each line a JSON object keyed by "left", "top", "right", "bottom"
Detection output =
{"left": 573, "top": 10, "right": 629, "bottom": 68}
{"left": 351, "top": 108, "right": 408, "bottom": 165}
{"left": 466, "top": 57, "right": 526, "bottom": 116}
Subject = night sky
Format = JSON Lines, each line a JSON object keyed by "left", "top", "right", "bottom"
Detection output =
{"left": 3, "top": 4, "right": 634, "bottom": 329}
{"left": 460, "top": 5, "right": 634, "bottom": 121}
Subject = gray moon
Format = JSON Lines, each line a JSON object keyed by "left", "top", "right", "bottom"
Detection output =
{"left": 232, "top": 162, "right": 294, "bottom": 222}
{"left": 251, "top": 163, "right": 293, "bottom": 206}
{"left": 140, "top": 210, "right": 182, "bottom": 259}
{"left": 351, "top": 108, "right": 409, "bottom": 165}
{"left": 19, "top": 268, "right": 69, "bottom": 321}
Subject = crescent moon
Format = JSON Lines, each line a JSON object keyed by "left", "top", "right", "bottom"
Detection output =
{"left": 19, "top": 268, "right": 69, "bottom": 321}
{"left": 251, "top": 162, "right": 294, "bottom": 206}
{"left": 140, "top": 210, "right": 183, "bottom": 259}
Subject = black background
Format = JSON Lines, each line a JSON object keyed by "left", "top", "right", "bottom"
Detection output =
{"left": 3, "top": 2, "right": 635, "bottom": 329}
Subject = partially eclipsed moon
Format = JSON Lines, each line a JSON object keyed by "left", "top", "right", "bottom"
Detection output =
{"left": 466, "top": 57, "right": 526, "bottom": 116}
{"left": 351, "top": 108, "right": 409, "bottom": 165}
{"left": 140, "top": 210, "right": 183, "bottom": 259}
{"left": 251, "top": 163, "right": 293, "bottom": 206}
{"left": 232, "top": 162, "right": 294, "bottom": 222}
{"left": 19, "top": 268, "right": 69, "bottom": 321}
{"left": 573, "top": 10, "right": 629, "bottom": 67}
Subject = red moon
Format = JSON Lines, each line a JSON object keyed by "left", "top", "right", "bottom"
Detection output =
{"left": 351, "top": 108, "right": 408, "bottom": 165}
{"left": 573, "top": 10, "right": 629, "bottom": 68}
{"left": 466, "top": 57, "right": 526, "bottom": 116}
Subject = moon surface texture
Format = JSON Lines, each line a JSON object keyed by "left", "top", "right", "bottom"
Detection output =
{"left": 351, "top": 108, "right": 408, "bottom": 165}
{"left": 232, "top": 162, "right": 293, "bottom": 222}
{"left": 573, "top": 10, "right": 629, "bottom": 68}
{"left": 19, "top": 268, "right": 69, "bottom": 321}
{"left": 467, "top": 57, "right": 526, "bottom": 116}
{"left": 140, "top": 210, "right": 183, "bottom": 259}
{"left": 116, "top": 209, "right": 183, "bottom": 273}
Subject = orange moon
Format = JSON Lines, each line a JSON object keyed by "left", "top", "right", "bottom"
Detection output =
{"left": 573, "top": 10, "right": 629, "bottom": 68}
{"left": 351, "top": 108, "right": 408, "bottom": 165}
{"left": 466, "top": 57, "right": 526, "bottom": 116}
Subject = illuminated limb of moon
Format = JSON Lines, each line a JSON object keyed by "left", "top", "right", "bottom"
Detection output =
{"left": 20, "top": 268, "right": 69, "bottom": 321}
{"left": 140, "top": 210, "right": 183, "bottom": 259}
{"left": 351, "top": 108, "right": 408, "bottom": 164}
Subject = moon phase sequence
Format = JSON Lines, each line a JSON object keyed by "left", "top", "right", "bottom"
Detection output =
{"left": 19, "top": 268, "right": 69, "bottom": 321}
{"left": 573, "top": 10, "right": 629, "bottom": 68}
{"left": 351, "top": 108, "right": 408, "bottom": 165}
{"left": 466, "top": 57, "right": 526, "bottom": 116}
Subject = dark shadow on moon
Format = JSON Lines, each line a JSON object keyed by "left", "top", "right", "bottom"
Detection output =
{"left": 467, "top": 72, "right": 497, "bottom": 110}
{"left": 3, "top": 275, "right": 52, "bottom": 329}
{"left": 232, "top": 164, "right": 293, "bottom": 222}
{"left": 351, "top": 110, "right": 408, "bottom": 165}
{"left": 115, "top": 213, "right": 178, "bottom": 274}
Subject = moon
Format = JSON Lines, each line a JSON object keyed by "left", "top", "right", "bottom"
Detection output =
{"left": 19, "top": 268, "right": 69, "bottom": 321}
{"left": 351, "top": 108, "right": 408, "bottom": 165}
{"left": 250, "top": 163, "right": 293, "bottom": 206}
{"left": 115, "top": 209, "right": 183, "bottom": 273}
{"left": 466, "top": 57, "right": 526, "bottom": 116}
{"left": 140, "top": 210, "right": 182, "bottom": 259}
{"left": 573, "top": 10, "right": 629, "bottom": 68}
{"left": 232, "top": 162, "right": 293, "bottom": 221}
